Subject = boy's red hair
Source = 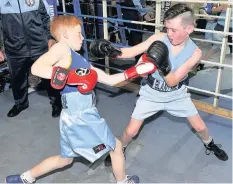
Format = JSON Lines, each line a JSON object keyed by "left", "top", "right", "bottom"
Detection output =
{"left": 50, "top": 15, "right": 82, "bottom": 41}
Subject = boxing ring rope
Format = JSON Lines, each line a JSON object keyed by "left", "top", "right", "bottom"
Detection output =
{"left": 76, "top": 14, "right": 233, "bottom": 36}
{"left": 77, "top": 2, "right": 233, "bottom": 22}
{"left": 51, "top": 0, "right": 233, "bottom": 107}
{"left": 195, "top": 13, "right": 233, "bottom": 20}
{"left": 90, "top": 21, "right": 233, "bottom": 47}
{"left": 77, "top": 13, "right": 233, "bottom": 49}
{"left": 96, "top": 21, "right": 233, "bottom": 46}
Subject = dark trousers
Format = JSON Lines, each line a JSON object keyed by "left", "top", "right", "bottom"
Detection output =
{"left": 7, "top": 55, "right": 61, "bottom": 107}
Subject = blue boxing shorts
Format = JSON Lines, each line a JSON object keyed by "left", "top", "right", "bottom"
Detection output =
{"left": 132, "top": 84, "right": 198, "bottom": 120}
{"left": 59, "top": 91, "right": 116, "bottom": 163}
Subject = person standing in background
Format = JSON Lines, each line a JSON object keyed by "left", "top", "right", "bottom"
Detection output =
{"left": 0, "top": 0, "right": 62, "bottom": 117}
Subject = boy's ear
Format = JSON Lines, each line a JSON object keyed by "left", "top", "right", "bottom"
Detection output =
{"left": 186, "top": 24, "right": 194, "bottom": 34}
{"left": 63, "top": 30, "right": 69, "bottom": 39}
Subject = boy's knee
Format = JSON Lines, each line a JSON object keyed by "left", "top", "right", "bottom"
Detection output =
{"left": 115, "top": 138, "right": 122, "bottom": 147}
{"left": 195, "top": 125, "right": 207, "bottom": 133}
{"left": 112, "top": 138, "right": 123, "bottom": 153}
{"left": 57, "top": 157, "right": 73, "bottom": 168}
{"left": 125, "top": 127, "right": 139, "bottom": 138}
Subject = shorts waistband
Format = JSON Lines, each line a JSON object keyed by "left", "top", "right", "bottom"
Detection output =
{"left": 61, "top": 91, "right": 94, "bottom": 112}
{"left": 145, "top": 75, "right": 188, "bottom": 92}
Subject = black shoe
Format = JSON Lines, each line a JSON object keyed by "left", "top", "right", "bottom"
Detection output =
{"left": 52, "top": 105, "right": 61, "bottom": 118}
{"left": 104, "top": 147, "right": 126, "bottom": 167}
{"left": 7, "top": 104, "right": 29, "bottom": 117}
{"left": 204, "top": 139, "right": 228, "bottom": 161}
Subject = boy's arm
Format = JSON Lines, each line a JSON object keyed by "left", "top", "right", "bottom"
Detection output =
{"left": 31, "top": 43, "right": 63, "bottom": 79}
{"left": 119, "top": 33, "right": 165, "bottom": 58}
{"left": 91, "top": 66, "right": 125, "bottom": 86}
{"left": 91, "top": 55, "right": 157, "bottom": 86}
{"left": 89, "top": 33, "right": 165, "bottom": 60}
{"left": 164, "top": 48, "right": 202, "bottom": 87}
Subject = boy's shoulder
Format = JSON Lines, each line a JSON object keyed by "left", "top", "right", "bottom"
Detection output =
{"left": 189, "top": 37, "right": 199, "bottom": 49}
{"left": 146, "top": 32, "right": 167, "bottom": 45}
{"left": 51, "top": 42, "right": 70, "bottom": 53}
{"left": 186, "top": 38, "right": 202, "bottom": 57}
{"left": 152, "top": 32, "right": 166, "bottom": 40}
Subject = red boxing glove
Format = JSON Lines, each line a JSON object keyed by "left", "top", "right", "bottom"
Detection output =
{"left": 124, "top": 58, "right": 157, "bottom": 80}
{"left": 141, "top": 53, "right": 156, "bottom": 64}
{"left": 67, "top": 68, "right": 98, "bottom": 93}
{"left": 51, "top": 67, "right": 69, "bottom": 89}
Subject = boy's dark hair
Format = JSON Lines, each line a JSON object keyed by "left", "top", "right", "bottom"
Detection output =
{"left": 164, "top": 3, "right": 195, "bottom": 27}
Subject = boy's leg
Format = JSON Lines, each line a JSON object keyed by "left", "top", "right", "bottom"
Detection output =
{"left": 29, "top": 155, "right": 73, "bottom": 178}
{"left": 166, "top": 95, "right": 228, "bottom": 161}
{"left": 105, "top": 118, "right": 144, "bottom": 167}
{"left": 6, "top": 155, "right": 73, "bottom": 183}
{"left": 110, "top": 138, "right": 139, "bottom": 183}
{"left": 121, "top": 86, "right": 162, "bottom": 147}
{"left": 187, "top": 114, "right": 228, "bottom": 161}
{"left": 110, "top": 138, "right": 125, "bottom": 181}
{"left": 121, "top": 118, "right": 144, "bottom": 147}
{"left": 187, "top": 114, "right": 209, "bottom": 141}
{"left": 105, "top": 86, "right": 161, "bottom": 167}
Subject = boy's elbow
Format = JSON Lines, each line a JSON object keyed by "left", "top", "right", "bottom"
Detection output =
{"left": 31, "top": 65, "right": 36, "bottom": 75}
{"left": 107, "top": 80, "right": 122, "bottom": 87}
{"left": 166, "top": 78, "right": 179, "bottom": 87}
{"left": 31, "top": 65, "right": 38, "bottom": 76}
{"left": 167, "top": 81, "right": 178, "bottom": 87}
{"left": 107, "top": 81, "right": 116, "bottom": 87}
{"left": 99, "top": 80, "right": 114, "bottom": 87}
{"left": 164, "top": 74, "right": 179, "bottom": 87}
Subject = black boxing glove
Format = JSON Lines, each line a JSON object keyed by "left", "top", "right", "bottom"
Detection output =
{"left": 89, "top": 39, "right": 122, "bottom": 59}
{"left": 147, "top": 40, "right": 171, "bottom": 76}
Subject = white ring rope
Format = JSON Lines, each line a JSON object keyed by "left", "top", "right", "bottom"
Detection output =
{"left": 186, "top": 86, "right": 233, "bottom": 99}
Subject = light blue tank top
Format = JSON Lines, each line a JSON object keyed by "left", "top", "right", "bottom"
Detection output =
{"left": 152, "top": 35, "right": 197, "bottom": 82}
{"left": 140, "top": 35, "right": 198, "bottom": 102}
